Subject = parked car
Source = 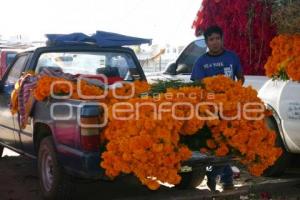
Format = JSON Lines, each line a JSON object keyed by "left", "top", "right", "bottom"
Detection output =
{"left": 146, "top": 38, "right": 206, "bottom": 83}
{"left": 146, "top": 38, "right": 299, "bottom": 176}
{"left": 0, "top": 49, "right": 19, "bottom": 79}
{"left": 0, "top": 33, "right": 230, "bottom": 199}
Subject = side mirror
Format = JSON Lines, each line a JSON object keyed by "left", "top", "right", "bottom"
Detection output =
{"left": 163, "top": 62, "right": 177, "bottom": 75}
{"left": 176, "top": 64, "right": 190, "bottom": 74}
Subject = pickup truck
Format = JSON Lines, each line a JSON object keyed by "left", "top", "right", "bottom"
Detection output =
{"left": 0, "top": 33, "right": 229, "bottom": 199}
{"left": 146, "top": 38, "right": 299, "bottom": 177}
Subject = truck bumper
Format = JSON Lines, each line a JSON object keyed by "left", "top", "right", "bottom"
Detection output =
{"left": 56, "top": 144, "right": 105, "bottom": 180}
{"left": 56, "top": 146, "right": 231, "bottom": 180}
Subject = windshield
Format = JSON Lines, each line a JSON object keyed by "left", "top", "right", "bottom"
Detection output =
{"left": 177, "top": 39, "right": 206, "bottom": 69}
{"left": 164, "top": 39, "right": 207, "bottom": 75}
{"left": 36, "top": 52, "right": 140, "bottom": 81}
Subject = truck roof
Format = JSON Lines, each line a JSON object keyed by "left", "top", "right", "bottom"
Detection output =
{"left": 21, "top": 43, "right": 136, "bottom": 54}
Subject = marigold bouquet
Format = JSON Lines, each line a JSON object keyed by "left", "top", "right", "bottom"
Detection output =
{"left": 264, "top": 34, "right": 300, "bottom": 81}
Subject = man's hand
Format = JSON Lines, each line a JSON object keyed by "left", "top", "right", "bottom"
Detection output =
{"left": 236, "top": 71, "right": 245, "bottom": 84}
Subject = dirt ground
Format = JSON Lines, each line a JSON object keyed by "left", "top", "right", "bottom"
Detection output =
{"left": 1, "top": 148, "right": 300, "bottom": 200}
{"left": 0, "top": 150, "right": 41, "bottom": 200}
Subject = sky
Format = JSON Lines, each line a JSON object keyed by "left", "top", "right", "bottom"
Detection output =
{"left": 0, "top": 0, "right": 202, "bottom": 45}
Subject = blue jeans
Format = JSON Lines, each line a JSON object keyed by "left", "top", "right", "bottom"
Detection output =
{"left": 206, "top": 165, "right": 233, "bottom": 191}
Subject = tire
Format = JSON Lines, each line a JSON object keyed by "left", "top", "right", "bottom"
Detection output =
{"left": 175, "top": 168, "right": 206, "bottom": 189}
{"left": 38, "top": 136, "right": 74, "bottom": 200}
{"left": 263, "top": 117, "right": 291, "bottom": 177}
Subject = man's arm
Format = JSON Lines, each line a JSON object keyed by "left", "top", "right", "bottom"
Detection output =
{"left": 236, "top": 70, "right": 245, "bottom": 84}
{"left": 233, "top": 54, "right": 245, "bottom": 84}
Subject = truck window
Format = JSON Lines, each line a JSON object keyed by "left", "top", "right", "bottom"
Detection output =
{"left": 6, "top": 53, "right": 17, "bottom": 67}
{"left": 36, "top": 52, "right": 138, "bottom": 81}
{"left": 5, "top": 55, "right": 28, "bottom": 84}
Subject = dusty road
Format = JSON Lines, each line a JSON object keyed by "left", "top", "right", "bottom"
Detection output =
{"left": 1, "top": 148, "right": 300, "bottom": 200}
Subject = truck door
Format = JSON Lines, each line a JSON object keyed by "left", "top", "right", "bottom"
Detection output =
{"left": 0, "top": 55, "right": 28, "bottom": 149}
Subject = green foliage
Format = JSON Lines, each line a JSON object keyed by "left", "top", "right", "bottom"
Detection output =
{"left": 148, "top": 79, "right": 203, "bottom": 96}
{"left": 271, "top": 68, "right": 289, "bottom": 81}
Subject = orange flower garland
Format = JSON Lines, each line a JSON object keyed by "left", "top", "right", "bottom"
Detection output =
{"left": 264, "top": 34, "right": 300, "bottom": 81}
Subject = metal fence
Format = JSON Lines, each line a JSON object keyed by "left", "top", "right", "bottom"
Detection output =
{"left": 140, "top": 59, "right": 173, "bottom": 73}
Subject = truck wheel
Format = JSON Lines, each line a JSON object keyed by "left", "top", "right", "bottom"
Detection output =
{"left": 38, "top": 136, "right": 74, "bottom": 200}
{"left": 175, "top": 168, "right": 206, "bottom": 189}
{"left": 263, "top": 117, "right": 291, "bottom": 177}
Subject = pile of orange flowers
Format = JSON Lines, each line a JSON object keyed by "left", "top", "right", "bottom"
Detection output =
{"left": 34, "top": 76, "right": 105, "bottom": 101}
{"left": 22, "top": 74, "right": 282, "bottom": 189}
{"left": 264, "top": 34, "right": 300, "bottom": 81}
{"left": 34, "top": 76, "right": 150, "bottom": 102}
{"left": 102, "top": 86, "right": 207, "bottom": 190}
{"left": 102, "top": 99, "right": 192, "bottom": 190}
{"left": 101, "top": 76, "right": 282, "bottom": 189}
{"left": 202, "top": 76, "right": 282, "bottom": 176}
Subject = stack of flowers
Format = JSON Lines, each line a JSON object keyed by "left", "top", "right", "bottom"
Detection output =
{"left": 264, "top": 34, "right": 300, "bottom": 81}
{"left": 34, "top": 76, "right": 105, "bottom": 101}
{"left": 12, "top": 74, "right": 282, "bottom": 190}
{"left": 100, "top": 76, "right": 282, "bottom": 189}
{"left": 202, "top": 77, "right": 282, "bottom": 176}
{"left": 101, "top": 86, "right": 207, "bottom": 190}
{"left": 192, "top": 0, "right": 276, "bottom": 75}
{"left": 264, "top": 1, "right": 300, "bottom": 81}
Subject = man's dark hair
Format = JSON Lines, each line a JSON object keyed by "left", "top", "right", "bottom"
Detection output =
{"left": 204, "top": 26, "right": 223, "bottom": 41}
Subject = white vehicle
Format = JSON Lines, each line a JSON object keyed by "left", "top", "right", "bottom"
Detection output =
{"left": 145, "top": 39, "right": 298, "bottom": 176}
{"left": 258, "top": 80, "right": 299, "bottom": 176}
{"left": 146, "top": 38, "right": 207, "bottom": 84}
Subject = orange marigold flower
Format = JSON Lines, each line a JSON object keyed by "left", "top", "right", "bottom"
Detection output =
{"left": 215, "top": 143, "right": 229, "bottom": 157}
{"left": 265, "top": 34, "right": 300, "bottom": 81}
{"left": 206, "top": 139, "right": 217, "bottom": 149}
